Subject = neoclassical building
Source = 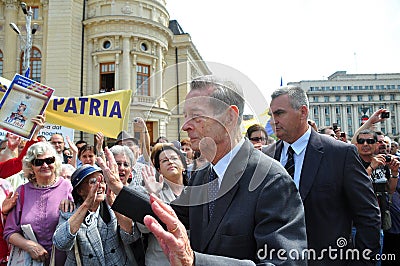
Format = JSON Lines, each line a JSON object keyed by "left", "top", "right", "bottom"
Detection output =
{"left": 0, "top": 0, "right": 210, "bottom": 143}
{"left": 288, "top": 71, "right": 400, "bottom": 139}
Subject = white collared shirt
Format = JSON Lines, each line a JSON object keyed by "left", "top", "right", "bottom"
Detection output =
{"left": 280, "top": 127, "right": 311, "bottom": 188}
{"left": 212, "top": 138, "right": 245, "bottom": 188}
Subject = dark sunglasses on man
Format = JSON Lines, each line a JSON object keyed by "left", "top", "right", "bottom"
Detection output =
{"left": 356, "top": 138, "right": 376, "bottom": 145}
{"left": 32, "top": 156, "right": 56, "bottom": 166}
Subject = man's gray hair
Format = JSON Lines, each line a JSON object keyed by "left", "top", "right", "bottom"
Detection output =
{"left": 271, "top": 86, "right": 309, "bottom": 110}
{"left": 190, "top": 75, "right": 245, "bottom": 124}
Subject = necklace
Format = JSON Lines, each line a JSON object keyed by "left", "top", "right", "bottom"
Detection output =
{"left": 34, "top": 178, "right": 57, "bottom": 188}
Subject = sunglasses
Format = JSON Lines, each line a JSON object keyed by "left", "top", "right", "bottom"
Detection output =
{"left": 356, "top": 138, "right": 376, "bottom": 145}
{"left": 32, "top": 156, "right": 56, "bottom": 166}
{"left": 249, "top": 137, "right": 266, "bottom": 142}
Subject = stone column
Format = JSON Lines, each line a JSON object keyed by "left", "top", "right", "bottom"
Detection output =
{"left": 115, "top": 53, "right": 120, "bottom": 90}
{"left": 121, "top": 36, "right": 130, "bottom": 90}
{"left": 87, "top": 39, "right": 93, "bottom": 94}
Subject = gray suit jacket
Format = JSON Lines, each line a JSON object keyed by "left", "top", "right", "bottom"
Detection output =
{"left": 113, "top": 140, "right": 307, "bottom": 265}
{"left": 264, "top": 130, "right": 381, "bottom": 265}
{"left": 53, "top": 202, "right": 138, "bottom": 266}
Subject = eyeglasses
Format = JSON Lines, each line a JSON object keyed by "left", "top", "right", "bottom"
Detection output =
{"left": 249, "top": 137, "right": 266, "bottom": 142}
{"left": 51, "top": 141, "right": 64, "bottom": 145}
{"left": 356, "top": 138, "right": 376, "bottom": 145}
{"left": 160, "top": 156, "right": 181, "bottom": 164}
{"left": 86, "top": 177, "right": 105, "bottom": 185}
{"left": 116, "top": 162, "right": 130, "bottom": 168}
{"left": 32, "top": 156, "right": 56, "bottom": 166}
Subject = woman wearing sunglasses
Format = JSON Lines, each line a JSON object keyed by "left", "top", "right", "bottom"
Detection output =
{"left": 3, "top": 142, "right": 73, "bottom": 265}
{"left": 246, "top": 124, "right": 268, "bottom": 150}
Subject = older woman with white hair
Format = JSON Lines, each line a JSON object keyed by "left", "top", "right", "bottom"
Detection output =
{"left": 109, "top": 145, "right": 136, "bottom": 186}
{"left": 4, "top": 142, "right": 73, "bottom": 265}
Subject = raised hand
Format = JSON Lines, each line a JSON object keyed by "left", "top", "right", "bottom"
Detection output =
{"left": 96, "top": 147, "right": 123, "bottom": 195}
{"left": 142, "top": 165, "right": 163, "bottom": 195}
{"left": 6, "top": 134, "right": 21, "bottom": 152}
{"left": 31, "top": 114, "right": 46, "bottom": 140}
{"left": 2, "top": 191, "right": 19, "bottom": 215}
{"left": 66, "top": 136, "right": 78, "bottom": 154}
{"left": 95, "top": 132, "right": 104, "bottom": 152}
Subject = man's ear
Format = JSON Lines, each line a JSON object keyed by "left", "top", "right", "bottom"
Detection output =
{"left": 300, "top": 105, "right": 309, "bottom": 121}
{"left": 227, "top": 105, "right": 239, "bottom": 125}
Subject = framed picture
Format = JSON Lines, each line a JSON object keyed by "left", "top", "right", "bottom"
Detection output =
{"left": 0, "top": 74, "right": 54, "bottom": 139}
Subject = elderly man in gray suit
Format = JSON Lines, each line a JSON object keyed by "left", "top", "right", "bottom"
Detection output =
{"left": 264, "top": 86, "right": 381, "bottom": 265}
{"left": 99, "top": 76, "right": 307, "bottom": 265}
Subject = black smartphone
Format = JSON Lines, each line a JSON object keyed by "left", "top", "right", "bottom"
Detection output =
{"left": 333, "top": 123, "right": 338, "bottom": 131}
{"left": 381, "top": 112, "right": 390, "bottom": 118}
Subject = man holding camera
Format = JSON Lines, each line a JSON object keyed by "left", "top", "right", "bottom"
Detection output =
{"left": 354, "top": 127, "right": 399, "bottom": 265}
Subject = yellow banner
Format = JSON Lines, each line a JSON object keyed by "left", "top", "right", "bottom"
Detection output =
{"left": 46, "top": 90, "right": 131, "bottom": 138}
{"left": 0, "top": 76, "right": 131, "bottom": 138}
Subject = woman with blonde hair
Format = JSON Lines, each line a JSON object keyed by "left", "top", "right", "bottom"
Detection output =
{"left": 4, "top": 141, "right": 73, "bottom": 265}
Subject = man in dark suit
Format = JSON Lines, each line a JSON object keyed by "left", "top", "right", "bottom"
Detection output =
{"left": 264, "top": 86, "right": 381, "bottom": 265}
{"left": 99, "top": 76, "right": 307, "bottom": 265}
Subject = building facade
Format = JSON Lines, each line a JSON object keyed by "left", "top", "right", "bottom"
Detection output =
{"left": 0, "top": 0, "right": 210, "bottom": 144}
{"left": 288, "top": 71, "right": 400, "bottom": 139}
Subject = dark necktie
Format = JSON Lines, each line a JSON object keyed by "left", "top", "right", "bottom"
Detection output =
{"left": 285, "top": 146, "right": 295, "bottom": 178}
{"left": 208, "top": 167, "right": 219, "bottom": 218}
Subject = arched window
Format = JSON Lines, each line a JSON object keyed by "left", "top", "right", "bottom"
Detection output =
{"left": 20, "top": 47, "right": 42, "bottom": 82}
{"left": 0, "top": 50, "right": 3, "bottom": 77}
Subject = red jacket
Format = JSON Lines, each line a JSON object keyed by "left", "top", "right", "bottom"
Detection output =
{"left": 0, "top": 139, "right": 38, "bottom": 179}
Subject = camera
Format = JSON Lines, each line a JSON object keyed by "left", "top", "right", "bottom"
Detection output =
{"left": 332, "top": 123, "right": 338, "bottom": 131}
{"left": 133, "top": 118, "right": 138, "bottom": 123}
{"left": 340, "top": 132, "right": 346, "bottom": 138}
{"left": 381, "top": 112, "right": 390, "bottom": 118}
{"left": 385, "top": 155, "right": 391, "bottom": 163}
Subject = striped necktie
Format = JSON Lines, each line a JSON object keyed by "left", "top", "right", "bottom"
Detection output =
{"left": 208, "top": 167, "right": 219, "bottom": 218}
{"left": 285, "top": 146, "right": 295, "bottom": 178}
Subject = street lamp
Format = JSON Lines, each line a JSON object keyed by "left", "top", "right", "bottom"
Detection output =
{"left": 9, "top": 2, "right": 39, "bottom": 78}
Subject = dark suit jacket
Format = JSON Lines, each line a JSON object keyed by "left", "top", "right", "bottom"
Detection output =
{"left": 264, "top": 130, "right": 381, "bottom": 265}
{"left": 113, "top": 140, "right": 307, "bottom": 265}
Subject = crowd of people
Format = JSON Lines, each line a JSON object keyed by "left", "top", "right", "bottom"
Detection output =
{"left": 0, "top": 75, "right": 398, "bottom": 265}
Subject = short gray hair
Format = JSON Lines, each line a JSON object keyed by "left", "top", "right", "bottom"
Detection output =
{"left": 23, "top": 142, "right": 62, "bottom": 181}
{"left": 190, "top": 75, "right": 245, "bottom": 124}
{"left": 271, "top": 86, "right": 309, "bottom": 110}
{"left": 109, "top": 145, "right": 135, "bottom": 167}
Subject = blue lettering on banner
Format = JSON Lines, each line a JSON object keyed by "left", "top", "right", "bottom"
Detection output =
{"left": 51, "top": 97, "right": 122, "bottom": 118}
{"left": 53, "top": 98, "right": 65, "bottom": 110}
{"left": 89, "top": 99, "right": 101, "bottom": 116}
{"left": 109, "top": 102, "right": 122, "bottom": 118}
{"left": 65, "top": 98, "right": 77, "bottom": 113}
{"left": 79, "top": 98, "right": 89, "bottom": 114}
